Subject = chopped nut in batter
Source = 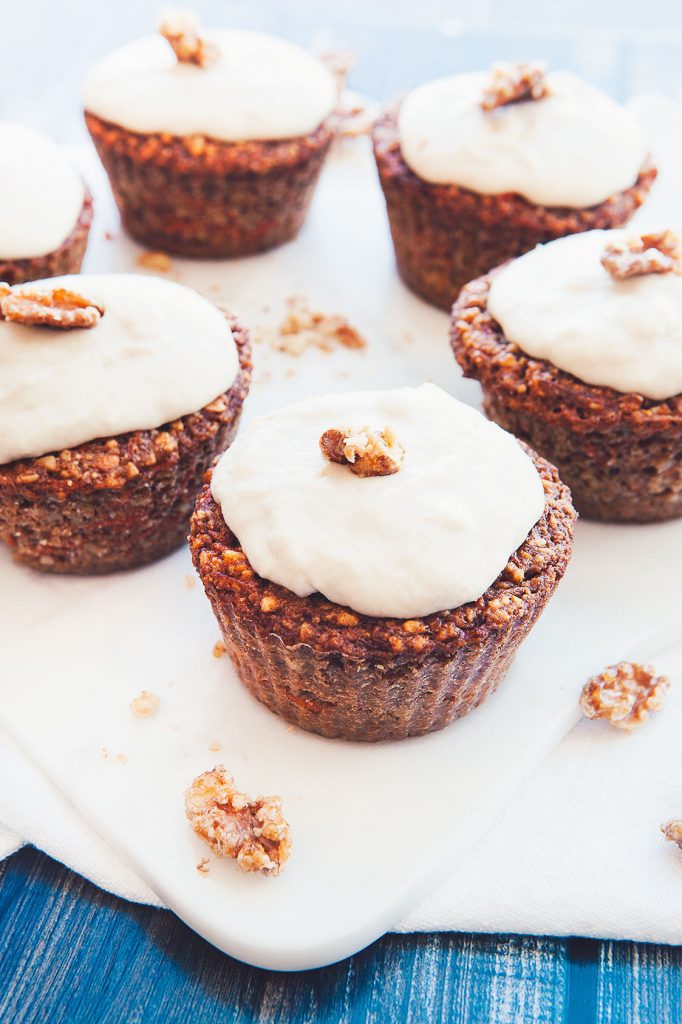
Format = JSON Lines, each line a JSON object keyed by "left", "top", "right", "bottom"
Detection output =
{"left": 159, "top": 10, "right": 218, "bottom": 67}
{"left": 130, "top": 690, "right": 160, "bottom": 718}
{"left": 481, "top": 60, "right": 547, "bottom": 112}
{"left": 0, "top": 286, "right": 104, "bottom": 329}
{"left": 185, "top": 766, "right": 292, "bottom": 876}
{"left": 256, "top": 296, "right": 367, "bottom": 356}
{"left": 601, "top": 230, "right": 682, "bottom": 279}
{"left": 579, "top": 661, "right": 670, "bottom": 731}
{"left": 136, "top": 250, "right": 173, "bottom": 274}
{"left": 320, "top": 426, "right": 405, "bottom": 477}
{"left": 661, "top": 819, "right": 682, "bottom": 850}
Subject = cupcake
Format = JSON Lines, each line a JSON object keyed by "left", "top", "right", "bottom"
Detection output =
{"left": 83, "top": 13, "right": 338, "bottom": 258}
{"left": 190, "top": 384, "right": 575, "bottom": 742}
{"left": 0, "top": 274, "right": 251, "bottom": 573}
{"left": 373, "top": 61, "right": 656, "bottom": 311}
{"left": 451, "top": 228, "right": 682, "bottom": 522}
{"left": 0, "top": 122, "right": 93, "bottom": 285}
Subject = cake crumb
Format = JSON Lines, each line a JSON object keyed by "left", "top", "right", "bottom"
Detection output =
{"left": 184, "top": 574, "right": 196, "bottom": 590}
{"left": 208, "top": 739, "right": 222, "bottom": 752}
{"left": 212, "top": 641, "right": 226, "bottom": 658}
{"left": 481, "top": 60, "right": 547, "bottom": 112}
{"left": 256, "top": 296, "right": 367, "bottom": 356}
{"left": 130, "top": 690, "right": 160, "bottom": 718}
{"left": 661, "top": 819, "right": 682, "bottom": 850}
{"left": 601, "top": 230, "right": 681, "bottom": 279}
{"left": 320, "top": 426, "right": 405, "bottom": 477}
{"left": 136, "top": 250, "right": 173, "bottom": 274}
{"left": 196, "top": 857, "right": 210, "bottom": 874}
{"left": 185, "top": 766, "right": 292, "bottom": 876}
{"left": 580, "top": 662, "right": 670, "bottom": 731}
{"left": 115, "top": 753, "right": 128, "bottom": 764}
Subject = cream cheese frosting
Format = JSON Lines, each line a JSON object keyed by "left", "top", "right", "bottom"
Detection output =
{"left": 0, "top": 274, "right": 238, "bottom": 464}
{"left": 0, "top": 123, "right": 85, "bottom": 260}
{"left": 398, "top": 71, "right": 647, "bottom": 208}
{"left": 488, "top": 230, "right": 682, "bottom": 400}
{"left": 83, "top": 30, "right": 337, "bottom": 142}
{"left": 211, "top": 384, "right": 545, "bottom": 619}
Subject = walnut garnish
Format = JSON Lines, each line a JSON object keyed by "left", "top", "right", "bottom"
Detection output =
{"left": 0, "top": 286, "right": 104, "bottom": 329}
{"left": 661, "top": 819, "right": 682, "bottom": 850}
{"left": 580, "top": 661, "right": 670, "bottom": 731}
{"left": 185, "top": 766, "right": 292, "bottom": 876}
{"left": 320, "top": 426, "right": 405, "bottom": 477}
{"left": 601, "top": 230, "right": 682, "bottom": 279}
{"left": 129, "top": 690, "right": 160, "bottom": 718}
{"left": 159, "top": 10, "right": 218, "bottom": 67}
{"left": 481, "top": 60, "right": 548, "bottom": 112}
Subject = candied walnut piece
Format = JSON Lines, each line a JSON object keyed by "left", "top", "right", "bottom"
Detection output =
{"left": 580, "top": 661, "right": 670, "bottom": 731}
{"left": 661, "top": 819, "right": 682, "bottom": 850}
{"left": 159, "top": 9, "right": 218, "bottom": 67}
{"left": 0, "top": 286, "right": 104, "bottom": 329}
{"left": 320, "top": 425, "right": 405, "bottom": 477}
{"left": 601, "top": 230, "right": 682, "bottom": 279}
{"left": 481, "top": 60, "right": 547, "bottom": 112}
{"left": 185, "top": 766, "right": 292, "bottom": 876}
{"left": 129, "top": 690, "right": 160, "bottom": 718}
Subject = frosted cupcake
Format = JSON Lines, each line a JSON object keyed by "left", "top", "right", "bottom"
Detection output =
{"left": 0, "top": 275, "right": 251, "bottom": 573}
{"left": 84, "top": 13, "right": 338, "bottom": 258}
{"left": 190, "top": 384, "right": 575, "bottom": 741}
{"left": 0, "top": 123, "right": 92, "bottom": 285}
{"left": 373, "top": 61, "right": 656, "bottom": 310}
{"left": 451, "top": 228, "right": 682, "bottom": 521}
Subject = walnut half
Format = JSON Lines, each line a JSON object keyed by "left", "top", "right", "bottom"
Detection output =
{"left": 579, "top": 661, "right": 670, "bottom": 731}
{"left": 320, "top": 426, "right": 405, "bottom": 477}
{"left": 601, "top": 230, "right": 682, "bottom": 280}
{"left": 0, "top": 285, "right": 104, "bottom": 329}
{"left": 481, "top": 60, "right": 548, "bottom": 112}
{"left": 185, "top": 766, "right": 292, "bottom": 876}
{"left": 159, "top": 9, "right": 218, "bottom": 67}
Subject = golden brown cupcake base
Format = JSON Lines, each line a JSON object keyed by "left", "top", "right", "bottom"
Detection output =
{"left": 372, "top": 108, "right": 657, "bottom": 312}
{"left": 0, "top": 315, "right": 251, "bottom": 574}
{"left": 0, "top": 191, "right": 94, "bottom": 286}
{"left": 451, "top": 272, "right": 682, "bottom": 522}
{"left": 190, "top": 448, "right": 575, "bottom": 742}
{"left": 85, "top": 113, "right": 333, "bottom": 258}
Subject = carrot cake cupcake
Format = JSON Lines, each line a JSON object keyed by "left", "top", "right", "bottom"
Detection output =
{"left": 451, "top": 228, "right": 682, "bottom": 522}
{"left": 0, "top": 122, "right": 92, "bottom": 285}
{"left": 373, "top": 61, "right": 656, "bottom": 311}
{"left": 190, "top": 384, "right": 575, "bottom": 741}
{"left": 0, "top": 274, "right": 251, "bottom": 573}
{"left": 83, "top": 14, "right": 338, "bottom": 258}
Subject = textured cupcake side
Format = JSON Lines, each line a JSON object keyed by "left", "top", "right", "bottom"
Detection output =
{"left": 372, "top": 109, "right": 656, "bottom": 311}
{"left": 85, "top": 113, "right": 334, "bottom": 258}
{"left": 190, "top": 449, "right": 575, "bottom": 742}
{"left": 0, "top": 315, "right": 252, "bottom": 574}
{"left": 0, "top": 190, "right": 94, "bottom": 286}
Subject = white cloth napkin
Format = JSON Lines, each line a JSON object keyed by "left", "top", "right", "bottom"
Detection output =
{"left": 2, "top": 643, "right": 681, "bottom": 943}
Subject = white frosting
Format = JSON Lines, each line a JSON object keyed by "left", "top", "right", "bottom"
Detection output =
{"left": 398, "top": 71, "right": 647, "bottom": 207}
{"left": 488, "top": 230, "right": 682, "bottom": 400}
{"left": 0, "top": 123, "right": 85, "bottom": 260}
{"left": 211, "top": 384, "right": 544, "bottom": 619}
{"left": 0, "top": 274, "right": 239, "bottom": 463}
{"left": 84, "top": 30, "right": 337, "bottom": 141}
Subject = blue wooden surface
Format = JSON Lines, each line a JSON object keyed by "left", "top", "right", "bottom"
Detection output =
{"left": 0, "top": 848, "right": 680, "bottom": 1023}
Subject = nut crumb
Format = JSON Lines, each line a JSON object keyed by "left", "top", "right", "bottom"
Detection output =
{"left": 208, "top": 739, "right": 222, "bottom": 752}
{"left": 196, "top": 857, "right": 210, "bottom": 874}
{"left": 0, "top": 286, "right": 104, "bottom": 329}
{"left": 159, "top": 9, "right": 218, "bottom": 67}
{"left": 580, "top": 662, "right": 670, "bottom": 731}
{"left": 136, "top": 250, "right": 173, "bottom": 273}
{"left": 256, "top": 296, "right": 366, "bottom": 356}
{"left": 130, "top": 690, "right": 160, "bottom": 718}
{"left": 601, "top": 230, "right": 682, "bottom": 279}
{"left": 185, "top": 766, "right": 292, "bottom": 876}
{"left": 212, "top": 641, "right": 226, "bottom": 658}
{"left": 320, "top": 426, "right": 405, "bottom": 477}
{"left": 661, "top": 819, "right": 682, "bottom": 850}
{"left": 481, "top": 60, "right": 547, "bottom": 112}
